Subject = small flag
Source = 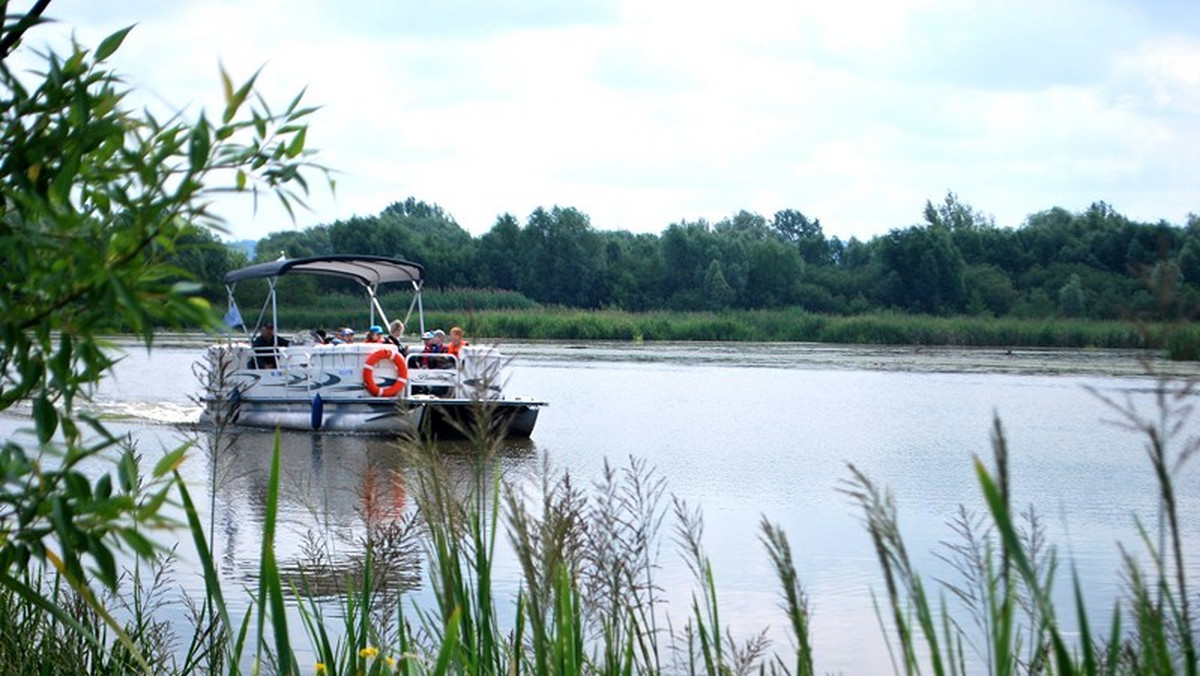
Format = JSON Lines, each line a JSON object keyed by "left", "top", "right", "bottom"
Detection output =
{"left": 222, "top": 304, "right": 244, "bottom": 328}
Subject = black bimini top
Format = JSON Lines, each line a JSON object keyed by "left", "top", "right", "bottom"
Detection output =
{"left": 223, "top": 255, "right": 425, "bottom": 287}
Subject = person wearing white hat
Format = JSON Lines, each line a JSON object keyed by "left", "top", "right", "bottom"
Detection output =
{"left": 417, "top": 330, "right": 445, "bottom": 372}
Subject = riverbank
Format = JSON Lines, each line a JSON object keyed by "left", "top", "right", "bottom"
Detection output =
{"left": 436, "top": 308, "right": 1192, "bottom": 351}
{"left": 134, "top": 332, "right": 1197, "bottom": 380}
{"left": 201, "top": 306, "right": 1200, "bottom": 359}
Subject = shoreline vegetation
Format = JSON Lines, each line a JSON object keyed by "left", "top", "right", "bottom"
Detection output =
{"left": 242, "top": 303, "right": 1200, "bottom": 359}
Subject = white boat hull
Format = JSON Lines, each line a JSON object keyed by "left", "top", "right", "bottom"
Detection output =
{"left": 200, "top": 343, "right": 543, "bottom": 437}
{"left": 202, "top": 395, "right": 425, "bottom": 434}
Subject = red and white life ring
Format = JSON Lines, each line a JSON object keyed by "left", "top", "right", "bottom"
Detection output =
{"left": 362, "top": 349, "right": 408, "bottom": 397}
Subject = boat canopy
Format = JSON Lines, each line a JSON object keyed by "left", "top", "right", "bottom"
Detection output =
{"left": 223, "top": 255, "right": 425, "bottom": 288}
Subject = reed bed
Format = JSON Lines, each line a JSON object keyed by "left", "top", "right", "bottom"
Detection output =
{"left": 1, "top": 376, "right": 1197, "bottom": 675}
{"left": 225, "top": 292, "right": 1200, "bottom": 358}
{"left": 455, "top": 309, "right": 1176, "bottom": 351}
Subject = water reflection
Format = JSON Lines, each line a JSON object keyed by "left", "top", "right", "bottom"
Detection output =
{"left": 17, "top": 340, "right": 1200, "bottom": 675}
{"left": 198, "top": 427, "right": 539, "bottom": 596}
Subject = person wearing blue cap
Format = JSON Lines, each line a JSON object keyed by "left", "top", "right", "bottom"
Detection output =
{"left": 365, "top": 325, "right": 384, "bottom": 343}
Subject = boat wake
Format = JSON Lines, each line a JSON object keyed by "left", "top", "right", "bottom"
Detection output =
{"left": 87, "top": 399, "right": 204, "bottom": 426}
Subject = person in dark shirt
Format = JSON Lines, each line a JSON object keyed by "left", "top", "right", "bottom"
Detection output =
{"left": 385, "top": 319, "right": 408, "bottom": 356}
{"left": 251, "top": 323, "right": 290, "bottom": 369}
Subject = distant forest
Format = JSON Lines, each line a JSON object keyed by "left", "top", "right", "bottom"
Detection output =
{"left": 174, "top": 193, "right": 1200, "bottom": 322}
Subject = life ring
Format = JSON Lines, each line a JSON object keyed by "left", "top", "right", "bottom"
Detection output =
{"left": 362, "top": 349, "right": 408, "bottom": 397}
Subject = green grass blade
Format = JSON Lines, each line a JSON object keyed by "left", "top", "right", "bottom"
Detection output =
{"left": 1073, "top": 569, "right": 1097, "bottom": 676}
{"left": 176, "top": 470, "right": 240, "bottom": 672}
{"left": 431, "top": 607, "right": 463, "bottom": 676}
{"left": 975, "top": 458, "right": 1077, "bottom": 674}
{"left": 255, "top": 430, "right": 295, "bottom": 674}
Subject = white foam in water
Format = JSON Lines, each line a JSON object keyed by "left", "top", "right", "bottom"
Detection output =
{"left": 90, "top": 399, "right": 203, "bottom": 425}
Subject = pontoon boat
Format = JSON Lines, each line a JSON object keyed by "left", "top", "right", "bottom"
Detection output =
{"left": 199, "top": 255, "right": 544, "bottom": 437}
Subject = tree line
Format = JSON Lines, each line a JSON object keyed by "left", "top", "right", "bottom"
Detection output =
{"left": 179, "top": 193, "right": 1200, "bottom": 322}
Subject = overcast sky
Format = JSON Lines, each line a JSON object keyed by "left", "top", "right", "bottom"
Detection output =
{"left": 24, "top": 0, "right": 1200, "bottom": 242}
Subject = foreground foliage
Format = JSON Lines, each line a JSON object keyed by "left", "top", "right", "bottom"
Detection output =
{"left": 1, "top": 375, "right": 1197, "bottom": 676}
{"left": 0, "top": 1, "right": 324, "bottom": 670}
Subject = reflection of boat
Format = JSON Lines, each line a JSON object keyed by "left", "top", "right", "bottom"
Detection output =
{"left": 208, "top": 428, "right": 536, "bottom": 526}
{"left": 200, "top": 428, "right": 537, "bottom": 593}
{"left": 203, "top": 429, "right": 415, "bottom": 595}
{"left": 199, "top": 255, "right": 545, "bottom": 436}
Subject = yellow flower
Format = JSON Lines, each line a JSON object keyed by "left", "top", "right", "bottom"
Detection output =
{"left": 386, "top": 656, "right": 396, "bottom": 668}
{"left": 315, "top": 663, "right": 327, "bottom": 675}
{"left": 360, "top": 646, "right": 380, "bottom": 659}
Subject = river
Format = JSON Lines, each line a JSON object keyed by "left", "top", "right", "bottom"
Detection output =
{"left": 3, "top": 336, "right": 1199, "bottom": 674}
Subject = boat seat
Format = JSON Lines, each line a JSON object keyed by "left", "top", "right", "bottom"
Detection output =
{"left": 407, "top": 363, "right": 458, "bottom": 397}
{"left": 281, "top": 348, "right": 309, "bottom": 368}
{"left": 310, "top": 343, "right": 399, "bottom": 370}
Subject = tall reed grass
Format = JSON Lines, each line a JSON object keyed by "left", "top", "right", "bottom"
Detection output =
{"left": 1, "top": 374, "right": 1196, "bottom": 675}
{"left": 425, "top": 309, "right": 1173, "bottom": 352}
{"left": 223, "top": 295, "right": 1200, "bottom": 358}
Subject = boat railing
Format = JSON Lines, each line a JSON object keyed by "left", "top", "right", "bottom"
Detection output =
{"left": 223, "top": 341, "right": 505, "bottom": 401}
{"left": 308, "top": 343, "right": 392, "bottom": 370}
{"left": 402, "top": 346, "right": 506, "bottom": 400}
{"left": 405, "top": 352, "right": 460, "bottom": 397}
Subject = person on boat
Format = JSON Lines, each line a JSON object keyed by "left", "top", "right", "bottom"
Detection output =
{"left": 251, "top": 323, "right": 290, "bottom": 369}
{"left": 385, "top": 319, "right": 408, "bottom": 355}
{"left": 365, "top": 325, "right": 384, "bottom": 343}
{"left": 314, "top": 329, "right": 333, "bottom": 345}
{"left": 446, "top": 326, "right": 468, "bottom": 358}
{"left": 418, "top": 330, "right": 445, "bottom": 368}
{"left": 420, "top": 331, "right": 442, "bottom": 354}
{"left": 333, "top": 327, "right": 354, "bottom": 344}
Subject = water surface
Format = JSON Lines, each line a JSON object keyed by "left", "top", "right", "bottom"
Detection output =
{"left": 4, "top": 338, "right": 1198, "bottom": 674}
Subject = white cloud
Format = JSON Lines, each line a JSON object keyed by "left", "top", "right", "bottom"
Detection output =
{"left": 17, "top": 0, "right": 1200, "bottom": 241}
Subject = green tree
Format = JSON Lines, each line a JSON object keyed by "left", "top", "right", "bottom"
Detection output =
{"left": 963, "top": 263, "right": 1017, "bottom": 316}
{"left": 660, "top": 220, "right": 716, "bottom": 307}
{"left": 519, "top": 206, "right": 605, "bottom": 307}
{"left": 702, "top": 259, "right": 735, "bottom": 310}
{"left": 477, "top": 213, "right": 524, "bottom": 289}
{"left": 1058, "top": 273, "right": 1086, "bottom": 316}
{"left": 1178, "top": 239, "right": 1200, "bottom": 287}
{"left": 923, "top": 192, "right": 1009, "bottom": 270}
{"left": 923, "top": 191, "right": 994, "bottom": 231}
{"left": 320, "top": 198, "right": 475, "bottom": 287}
{"left": 168, "top": 225, "right": 251, "bottom": 303}
{"left": 714, "top": 209, "right": 770, "bottom": 239}
{"left": 377, "top": 197, "right": 475, "bottom": 286}
{"left": 0, "top": 4, "right": 324, "bottom": 663}
{"left": 1020, "top": 207, "right": 1079, "bottom": 267}
{"left": 599, "top": 230, "right": 666, "bottom": 311}
{"left": 876, "top": 225, "right": 967, "bottom": 314}
{"left": 745, "top": 237, "right": 801, "bottom": 308}
{"left": 256, "top": 224, "right": 333, "bottom": 261}
{"left": 772, "top": 208, "right": 830, "bottom": 265}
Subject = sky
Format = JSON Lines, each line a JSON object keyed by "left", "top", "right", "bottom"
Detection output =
{"left": 19, "top": 0, "right": 1200, "bottom": 243}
